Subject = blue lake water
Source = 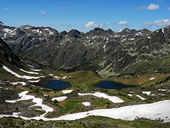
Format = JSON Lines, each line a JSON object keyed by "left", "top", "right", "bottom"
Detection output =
{"left": 93, "top": 80, "right": 133, "bottom": 89}
{"left": 42, "top": 80, "right": 71, "bottom": 91}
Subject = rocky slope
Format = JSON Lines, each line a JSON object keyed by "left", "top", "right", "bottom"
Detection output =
{"left": 96, "top": 26, "right": 170, "bottom": 78}
{"left": 0, "top": 37, "right": 21, "bottom": 67}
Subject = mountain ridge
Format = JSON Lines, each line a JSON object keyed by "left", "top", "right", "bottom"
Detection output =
{"left": 2, "top": 21, "right": 170, "bottom": 78}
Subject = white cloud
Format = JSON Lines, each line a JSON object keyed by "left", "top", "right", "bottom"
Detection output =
{"left": 147, "top": 3, "right": 160, "bottom": 10}
{"left": 143, "top": 21, "right": 152, "bottom": 27}
{"left": 57, "top": 7, "right": 61, "bottom": 10}
{"left": 4, "top": 8, "right": 9, "bottom": 10}
{"left": 118, "top": 21, "right": 127, "bottom": 25}
{"left": 40, "top": 10, "right": 46, "bottom": 15}
{"left": 136, "top": 3, "right": 159, "bottom": 10}
{"left": 64, "top": 7, "right": 69, "bottom": 9}
{"left": 167, "top": 7, "right": 170, "bottom": 10}
{"left": 84, "top": 21, "right": 109, "bottom": 28}
{"left": 157, "top": 0, "right": 164, "bottom": 2}
{"left": 154, "top": 19, "right": 170, "bottom": 26}
{"left": 57, "top": 7, "right": 69, "bottom": 10}
{"left": 106, "top": 23, "right": 110, "bottom": 25}
{"left": 136, "top": 5, "right": 145, "bottom": 10}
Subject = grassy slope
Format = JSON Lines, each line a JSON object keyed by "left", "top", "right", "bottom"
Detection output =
{"left": 0, "top": 116, "right": 170, "bottom": 128}
{"left": 1, "top": 63, "right": 170, "bottom": 127}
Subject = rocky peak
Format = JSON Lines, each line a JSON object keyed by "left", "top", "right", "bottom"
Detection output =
{"left": 68, "top": 29, "right": 80, "bottom": 38}
{"left": 60, "top": 31, "right": 67, "bottom": 35}
{"left": 121, "top": 28, "right": 130, "bottom": 33}
{"left": 106, "top": 29, "right": 115, "bottom": 34}
{"left": 140, "top": 28, "right": 151, "bottom": 34}
{"left": 0, "top": 21, "right": 5, "bottom": 26}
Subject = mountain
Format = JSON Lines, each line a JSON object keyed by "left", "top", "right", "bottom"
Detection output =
{"left": 0, "top": 22, "right": 151, "bottom": 74}
{"left": 0, "top": 38, "right": 21, "bottom": 67}
{"left": 95, "top": 26, "right": 170, "bottom": 78}
{"left": 1, "top": 23, "right": 170, "bottom": 127}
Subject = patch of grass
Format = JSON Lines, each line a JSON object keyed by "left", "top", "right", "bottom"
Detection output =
{"left": 0, "top": 66, "right": 17, "bottom": 81}
{"left": 62, "top": 70, "right": 104, "bottom": 91}
{"left": 0, "top": 116, "right": 170, "bottom": 128}
{"left": 109, "top": 73, "right": 170, "bottom": 87}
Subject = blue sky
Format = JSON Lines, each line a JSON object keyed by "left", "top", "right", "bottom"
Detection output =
{"left": 1, "top": 0, "right": 170, "bottom": 32}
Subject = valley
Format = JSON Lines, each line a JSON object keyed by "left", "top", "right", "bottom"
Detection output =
{"left": 0, "top": 22, "right": 170, "bottom": 127}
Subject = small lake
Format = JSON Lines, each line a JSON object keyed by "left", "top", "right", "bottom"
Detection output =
{"left": 93, "top": 80, "right": 133, "bottom": 89}
{"left": 42, "top": 80, "right": 71, "bottom": 91}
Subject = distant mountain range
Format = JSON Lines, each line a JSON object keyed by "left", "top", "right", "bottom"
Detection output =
{"left": 1, "top": 21, "right": 170, "bottom": 78}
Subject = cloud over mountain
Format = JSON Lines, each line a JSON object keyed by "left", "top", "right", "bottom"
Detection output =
{"left": 154, "top": 19, "right": 170, "bottom": 26}
{"left": 85, "top": 21, "right": 107, "bottom": 28}
{"left": 118, "top": 21, "right": 127, "bottom": 25}
{"left": 143, "top": 21, "right": 152, "bottom": 27}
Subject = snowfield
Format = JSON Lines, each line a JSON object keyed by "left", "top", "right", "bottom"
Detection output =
{"left": 5, "top": 91, "right": 53, "bottom": 118}
{"left": 1, "top": 91, "right": 170, "bottom": 122}
{"left": 3, "top": 66, "right": 43, "bottom": 79}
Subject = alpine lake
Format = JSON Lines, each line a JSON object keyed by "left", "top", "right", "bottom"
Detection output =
{"left": 42, "top": 80, "right": 133, "bottom": 91}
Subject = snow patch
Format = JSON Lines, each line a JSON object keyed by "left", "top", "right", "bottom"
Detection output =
{"left": 3, "top": 65, "right": 41, "bottom": 79}
{"left": 114, "top": 35, "right": 120, "bottom": 38}
{"left": 1, "top": 95, "right": 170, "bottom": 122}
{"left": 129, "top": 38, "right": 135, "bottom": 41}
{"left": 62, "top": 90, "right": 73, "bottom": 94}
{"left": 142, "top": 91, "right": 151, "bottom": 96}
{"left": 62, "top": 76, "right": 67, "bottom": 79}
{"left": 52, "top": 96, "right": 67, "bottom": 102}
{"left": 19, "top": 68, "right": 39, "bottom": 75}
{"left": 3, "top": 28, "right": 17, "bottom": 36}
{"left": 149, "top": 77, "right": 155, "bottom": 80}
{"left": 127, "top": 94, "right": 132, "bottom": 97}
{"left": 43, "top": 28, "right": 54, "bottom": 35}
{"left": 10, "top": 82, "right": 26, "bottom": 86}
{"left": 78, "top": 92, "right": 124, "bottom": 103}
{"left": 162, "top": 29, "right": 164, "bottom": 34}
{"left": 136, "top": 32, "right": 142, "bottom": 36}
{"left": 82, "top": 102, "right": 90, "bottom": 106}
{"left": 103, "top": 45, "right": 106, "bottom": 52}
{"left": 54, "top": 76, "right": 61, "bottom": 79}
{"left": 121, "top": 38, "right": 126, "bottom": 42}
{"left": 30, "top": 69, "right": 41, "bottom": 72}
{"left": 136, "top": 95, "right": 146, "bottom": 100}
{"left": 32, "top": 29, "right": 42, "bottom": 34}
{"left": 29, "top": 79, "right": 40, "bottom": 83}
{"left": 5, "top": 91, "right": 53, "bottom": 118}
{"left": 158, "top": 89, "right": 167, "bottom": 92}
